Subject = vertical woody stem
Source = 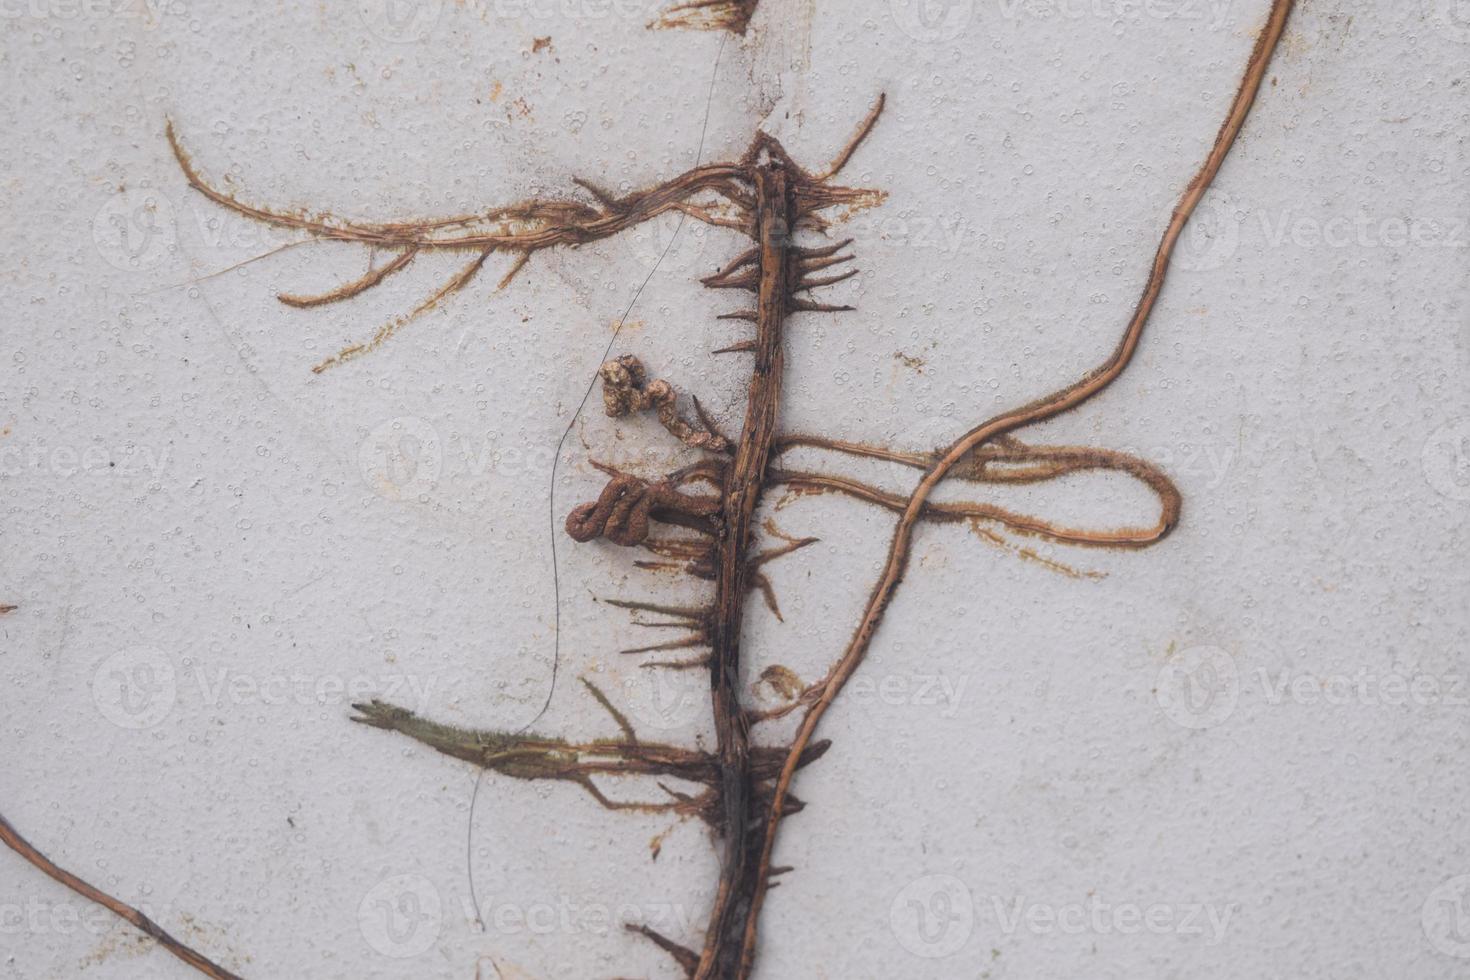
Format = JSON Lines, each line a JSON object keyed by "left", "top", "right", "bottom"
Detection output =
{"left": 697, "top": 159, "right": 791, "bottom": 979}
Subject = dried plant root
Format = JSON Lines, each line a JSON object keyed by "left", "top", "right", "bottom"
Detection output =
{"left": 649, "top": 0, "right": 759, "bottom": 34}
{"left": 736, "top": 5, "right": 1299, "bottom": 974}
{"left": 167, "top": 121, "right": 753, "bottom": 371}
{"left": 771, "top": 441, "right": 1182, "bottom": 549}
{"left": 0, "top": 811, "right": 242, "bottom": 980}
{"left": 599, "top": 355, "right": 731, "bottom": 454}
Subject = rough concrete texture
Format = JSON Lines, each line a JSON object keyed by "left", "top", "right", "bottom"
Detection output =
{"left": 2, "top": 0, "right": 1468, "bottom": 977}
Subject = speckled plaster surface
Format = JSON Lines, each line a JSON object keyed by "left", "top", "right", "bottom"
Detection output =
{"left": 2, "top": 1, "right": 1468, "bottom": 978}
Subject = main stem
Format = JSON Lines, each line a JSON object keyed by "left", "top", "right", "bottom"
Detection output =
{"left": 697, "top": 159, "right": 791, "bottom": 979}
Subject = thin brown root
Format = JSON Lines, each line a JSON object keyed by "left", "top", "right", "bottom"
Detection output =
{"left": 626, "top": 922, "right": 699, "bottom": 976}
{"left": 793, "top": 238, "right": 853, "bottom": 260}
{"left": 311, "top": 247, "right": 493, "bottom": 373}
{"left": 750, "top": 571, "right": 783, "bottom": 621}
{"left": 816, "top": 93, "right": 886, "bottom": 180}
{"left": 773, "top": 433, "right": 933, "bottom": 468}
{"left": 738, "top": 4, "right": 1299, "bottom": 972}
{"left": 0, "top": 811, "right": 242, "bottom": 980}
{"left": 574, "top": 777, "right": 685, "bottom": 815}
{"left": 771, "top": 456, "right": 1180, "bottom": 549}
{"left": 278, "top": 246, "right": 418, "bottom": 308}
{"left": 603, "top": 598, "right": 710, "bottom": 622}
{"left": 640, "top": 656, "right": 712, "bottom": 670}
{"left": 157, "top": 239, "right": 319, "bottom": 293}
{"left": 621, "top": 634, "right": 709, "bottom": 656}
{"left": 496, "top": 251, "right": 532, "bottom": 290}
{"left": 795, "top": 268, "right": 859, "bottom": 292}
{"left": 581, "top": 677, "right": 639, "bottom": 743}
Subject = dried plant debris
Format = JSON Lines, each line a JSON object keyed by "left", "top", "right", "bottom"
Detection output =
{"left": 9, "top": 3, "right": 1298, "bottom": 977}
{"left": 650, "top": 0, "right": 761, "bottom": 34}
{"left": 163, "top": 97, "right": 881, "bottom": 375}
{"left": 351, "top": 691, "right": 830, "bottom": 827}
{"left": 0, "top": 813, "right": 242, "bottom": 979}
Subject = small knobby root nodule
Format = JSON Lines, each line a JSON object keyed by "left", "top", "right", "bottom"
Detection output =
{"left": 599, "top": 355, "right": 733, "bottom": 455}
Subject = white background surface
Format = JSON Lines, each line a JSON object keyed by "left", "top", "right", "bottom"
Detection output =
{"left": 3, "top": 0, "right": 1469, "bottom": 977}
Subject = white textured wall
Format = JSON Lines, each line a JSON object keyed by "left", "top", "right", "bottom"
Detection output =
{"left": 3, "top": 1, "right": 1468, "bottom": 977}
